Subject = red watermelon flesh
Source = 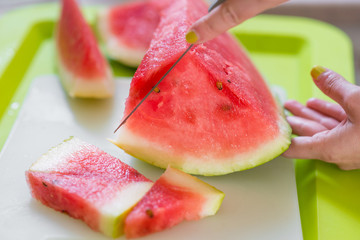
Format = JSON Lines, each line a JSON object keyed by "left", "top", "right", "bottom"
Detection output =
{"left": 124, "top": 166, "right": 224, "bottom": 238}
{"left": 56, "top": 0, "right": 114, "bottom": 98}
{"left": 26, "top": 137, "right": 153, "bottom": 238}
{"left": 97, "top": 0, "right": 170, "bottom": 67}
{"left": 113, "top": 0, "right": 291, "bottom": 175}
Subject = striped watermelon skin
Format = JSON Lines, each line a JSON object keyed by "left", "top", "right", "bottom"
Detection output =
{"left": 26, "top": 137, "right": 153, "bottom": 238}
{"left": 113, "top": 0, "right": 291, "bottom": 175}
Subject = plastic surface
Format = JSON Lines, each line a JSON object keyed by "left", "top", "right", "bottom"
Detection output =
{"left": 0, "top": 76, "right": 302, "bottom": 240}
{"left": 0, "top": 2, "right": 359, "bottom": 240}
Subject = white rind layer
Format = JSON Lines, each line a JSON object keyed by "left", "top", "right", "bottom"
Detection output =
{"left": 30, "top": 137, "right": 86, "bottom": 172}
{"left": 162, "top": 166, "right": 224, "bottom": 217}
{"left": 56, "top": 51, "right": 114, "bottom": 99}
{"left": 99, "top": 181, "right": 153, "bottom": 237}
{"left": 112, "top": 113, "right": 291, "bottom": 176}
{"left": 97, "top": 9, "right": 146, "bottom": 67}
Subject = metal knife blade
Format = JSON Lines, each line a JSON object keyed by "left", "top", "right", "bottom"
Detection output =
{"left": 114, "top": 44, "right": 193, "bottom": 133}
{"left": 208, "top": 0, "right": 226, "bottom": 12}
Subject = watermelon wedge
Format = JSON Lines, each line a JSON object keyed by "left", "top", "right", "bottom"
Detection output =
{"left": 124, "top": 166, "right": 224, "bottom": 238}
{"left": 97, "top": 0, "right": 168, "bottom": 67}
{"left": 25, "top": 137, "right": 153, "bottom": 238}
{"left": 112, "top": 0, "right": 291, "bottom": 176}
{"left": 56, "top": 0, "right": 114, "bottom": 98}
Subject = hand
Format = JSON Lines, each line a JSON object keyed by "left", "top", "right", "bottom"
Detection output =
{"left": 186, "top": 0, "right": 288, "bottom": 44}
{"left": 283, "top": 66, "right": 360, "bottom": 170}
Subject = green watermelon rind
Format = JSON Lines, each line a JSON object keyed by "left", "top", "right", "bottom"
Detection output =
{"left": 102, "top": 211, "right": 129, "bottom": 238}
{"left": 98, "top": 181, "right": 155, "bottom": 238}
{"left": 111, "top": 108, "right": 291, "bottom": 176}
{"left": 97, "top": 181, "right": 153, "bottom": 237}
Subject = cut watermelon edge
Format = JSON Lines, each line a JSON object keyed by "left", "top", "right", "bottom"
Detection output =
{"left": 56, "top": 55, "right": 114, "bottom": 98}
{"left": 96, "top": 9, "right": 146, "bottom": 67}
{"left": 162, "top": 166, "right": 225, "bottom": 217}
{"left": 110, "top": 113, "right": 291, "bottom": 176}
{"left": 98, "top": 182, "right": 153, "bottom": 237}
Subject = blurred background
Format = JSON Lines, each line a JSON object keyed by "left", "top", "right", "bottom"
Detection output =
{"left": 1, "top": 0, "right": 359, "bottom": 84}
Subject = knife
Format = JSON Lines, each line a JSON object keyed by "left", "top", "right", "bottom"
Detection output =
{"left": 114, "top": 0, "right": 225, "bottom": 133}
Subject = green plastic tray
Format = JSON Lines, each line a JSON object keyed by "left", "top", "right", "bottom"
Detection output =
{"left": 0, "top": 3, "right": 359, "bottom": 240}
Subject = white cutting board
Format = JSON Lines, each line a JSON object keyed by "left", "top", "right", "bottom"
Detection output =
{"left": 0, "top": 76, "right": 302, "bottom": 240}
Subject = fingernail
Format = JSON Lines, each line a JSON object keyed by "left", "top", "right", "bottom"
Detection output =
{"left": 186, "top": 30, "right": 198, "bottom": 44}
{"left": 311, "top": 65, "right": 327, "bottom": 80}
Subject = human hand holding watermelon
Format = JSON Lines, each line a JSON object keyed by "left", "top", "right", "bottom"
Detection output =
{"left": 186, "top": 0, "right": 288, "bottom": 44}
{"left": 283, "top": 66, "right": 360, "bottom": 170}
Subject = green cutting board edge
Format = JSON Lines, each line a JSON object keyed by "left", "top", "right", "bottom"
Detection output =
{"left": 0, "top": 3, "right": 359, "bottom": 240}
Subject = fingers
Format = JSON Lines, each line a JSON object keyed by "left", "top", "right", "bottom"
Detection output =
{"left": 282, "top": 136, "right": 323, "bottom": 160}
{"left": 283, "top": 136, "right": 359, "bottom": 170}
{"left": 286, "top": 116, "right": 328, "bottom": 136}
{"left": 337, "top": 163, "right": 359, "bottom": 171}
{"left": 284, "top": 100, "right": 340, "bottom": 129}
{"left": 283, "top": 66, "right": 360, "bottom": 170}
{"left": 306, "top": 98, "right": 347, "bottom": 122}
{"left": 284, "top": 129, "right": 360, "bottom": 171}
{"left": 311, "top": 66, "right": 360, "bottom": 121}
{"left": 187, "top": 1, "right": 248, "bottom": 43}
{"left": 186, "top": 0, "right": 287, "bottom": 44}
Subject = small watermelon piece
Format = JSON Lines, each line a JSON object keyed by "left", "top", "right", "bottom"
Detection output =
{"left": 96, "top": 0, "right": 157, "bottom": 67}
{"left": 97, "top": 0, "right": 168, "bottom": 67}
{"left": 124, "top": 166, "right": 224, "bottom": 238}
{"left": 112, "top": 0, "right": 291, "bottom": 176}
{"left": 56, "top": 0, "right": 114, "bottom": 98}
{"left": 26, "top": 137, "right": 153, "bottom": 238}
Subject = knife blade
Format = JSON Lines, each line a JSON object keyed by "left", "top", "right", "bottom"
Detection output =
{"left": 208, "top": 0, "right": 226, "bottom": 12}
{"left": 114, "top": 0, "right": 225, "bottom": 132}
{"left": 114, "top": 44, "right": 193, "bottom": 132}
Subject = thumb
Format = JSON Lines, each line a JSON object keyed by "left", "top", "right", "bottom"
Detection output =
{"left": 186, "top": 0, "right": 287, "bottom": 44}
{"left": 282, "top": 136, "right": 323, "bottom": 160}
{"left": 311, "top": 65, "right": 360, "bottom": 121}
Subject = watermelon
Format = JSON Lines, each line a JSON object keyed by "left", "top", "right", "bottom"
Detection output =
{"left": 112, "top": 0, "right": 291, "bottom": 176}
{"left": 97, "top": 0, "right": 168, "bottom": 67}
{"left": 25, "top": 137, "right": 153, "bottom": 238}
{"left": 124, "top": 166, "right": 224, "bottom": 238}
{"left": 56, "top": 0, "right": 114, "bottom": 98}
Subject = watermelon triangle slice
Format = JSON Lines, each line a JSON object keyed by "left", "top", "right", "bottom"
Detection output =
{"left": 124, "top": 166, "right": 224, "bottom": 238}
{"left": 112, "top": 0, "right": 291, "bottom": 176}
{"left": 56, "top": 0, "right": 114, "bottom": 98}
{"left": 97, "top": 0, "right": 169, "bottom": 67}
{"left": 25, "top": 137, "right": 153, "bottom": 238}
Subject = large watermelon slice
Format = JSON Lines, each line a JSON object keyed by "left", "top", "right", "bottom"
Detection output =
{"left": 97, "top": 0, "right": 168, "bottom": 67}
{"left": 25, "top": 137, "right": 153, "bottom": 238}
{"left": 124, "top": 166, "right": 224, "bottom": 238}
{"left": 56, "top": 0, "right": 114, "bottom": 98}
{"left": 112, "top": 0, "right": 291, "bottom": 176}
